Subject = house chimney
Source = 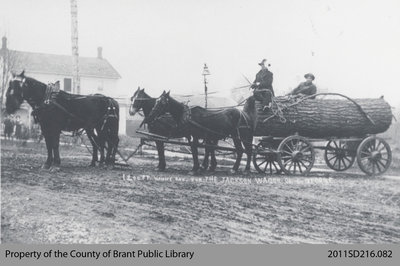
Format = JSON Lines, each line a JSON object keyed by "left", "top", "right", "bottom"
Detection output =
{"left": 97, "top": 47, "right": 102, "bottom": 59}
{"left": 2, "top": 36, "right": 7, "bottom": 50}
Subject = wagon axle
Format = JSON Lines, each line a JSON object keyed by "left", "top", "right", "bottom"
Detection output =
{"left": 290, "top": 150, "right": 305, "bottom": 162}
{"left": 370, "top": 151, "right": 382, "bottom": 161}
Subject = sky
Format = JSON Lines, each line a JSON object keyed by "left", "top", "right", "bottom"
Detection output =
{"left": 1, "top": 0, "right": 400, "bottom": 106}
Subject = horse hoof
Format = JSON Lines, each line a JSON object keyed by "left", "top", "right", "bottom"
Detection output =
{"left": 41, "top": 164, "right": 51, "bottom": 170}
{"left": 188, "top": 170, "right": 199, "bottom": 176}
{"left": 89, "top": 162, "right": 96, "bottom": 167}
{"left": 49, "top": 166, "right": 60, "bottom": 172}
{"left": 156, "top": 164, "right": 166, "bottom": 171}
{"left": 229, "top": 169, "right": 238, "bottom": 174}
{"left": 105, "top": 164, "right": 115, "bottom": 170}
{"left": 243, "top": 169, "right": 251, "bottom": 175}
{"left": 207, "top": 167, "right": 216, "bottom": 173}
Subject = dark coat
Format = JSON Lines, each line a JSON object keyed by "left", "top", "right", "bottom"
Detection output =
{"left": 4, "top": 118, "right": 14, "bottom": 134}
{"left": 291, "top": 82, "right": 317, "bottom": 98}
{"left": 252, "top": 68, "right": 274, "bottom": 95}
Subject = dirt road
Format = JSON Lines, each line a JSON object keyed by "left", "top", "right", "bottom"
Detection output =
{"left": 1, "top": 141, "right": 400, "bottom": 243}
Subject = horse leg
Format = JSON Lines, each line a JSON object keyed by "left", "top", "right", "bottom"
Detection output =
{"left": 231, "top": 134, "right": 244, "bottom": 173}
{"left": 50, "top": 133, "right": 61, "bottom": 172}
{"left": 110, "top": 134, "right": 119, "bottom": 166}
{"left": 100, "top": 140, "right": 106, "bottom": 165}
{"left": 42, "top": 134, "right": 53, "bottom": 169}
{"left": 106, "top": 125, "right": 119, "bottom": 167}
{"left": 98, "top": 132, "right": 106, "bottom": 165}
{"left": 201, "top": 140, "right": 210, "bottom": 171}
{"left": 155, "top": 140, "right": 166, "bottom": 171}
{"left": 86, "top": 129, "right": 99, "bottom": 167}
{"left": 209, "top": 139, "right": 218, "bottom": 172}
{"left": 242, "top": 132, "right": 254, "bottom": 172}
{"left": 189, "top": 137, "right": 200, "bottom": 174}
{"left": 100, "top": 132, "right": 111, "bottom": 166}
{"left": 106, "top": 136, "right": 113, "bottom": 166}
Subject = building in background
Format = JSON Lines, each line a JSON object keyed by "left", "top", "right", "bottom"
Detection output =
{"left": 0, "top": 36, "right": 128, "bottom": 135}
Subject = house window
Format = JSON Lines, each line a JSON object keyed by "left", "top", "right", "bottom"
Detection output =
{"left": 64, "top": 78, "right": 72, "bottom": 92}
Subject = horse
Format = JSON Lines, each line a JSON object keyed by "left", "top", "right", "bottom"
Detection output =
{"left": 129, "top": 87, "right": 218, "bottom": 171}
{"left": 144, "top": 91, "right": 257, "bottom": 174}
{"left": 5, "top": 71, "right": 119, "bottom": 170}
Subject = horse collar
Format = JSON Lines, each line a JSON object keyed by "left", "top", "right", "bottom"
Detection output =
{"left": 181, "top": 105, "right": 192, "bottom": 125}
{"left": 20, "top": 85, "right": 40, "bottom": 109}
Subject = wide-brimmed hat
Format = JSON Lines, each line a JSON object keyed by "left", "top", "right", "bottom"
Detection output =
{"left": 304, "top": 73, "right": 315, "bottom": 80}
{"left": 258, "top": 59, "right": 267, "bottom": 66}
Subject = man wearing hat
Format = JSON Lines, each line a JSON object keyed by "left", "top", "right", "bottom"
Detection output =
{"left": 251, "top": 59, "right": 274, "bottom": 106}
{"left": 290, "top": 73, "right": 317, "bottom": 99}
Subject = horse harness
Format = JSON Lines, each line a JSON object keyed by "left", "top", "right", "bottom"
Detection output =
{"left": 179, "top": 104, "right": 252, "bottom": 140}
{"left": 31, "top": 83, "right": 83, "bottom": 123}
{"left": 31, "top": 83, "right": 118, "bottom": 130}
{"left": 100, "top": 98, "right": 119, "bottom": 131}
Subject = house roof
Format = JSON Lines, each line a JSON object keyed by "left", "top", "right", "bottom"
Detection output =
{"left": 6, "top": 50, "right": 121, "bottom": 79}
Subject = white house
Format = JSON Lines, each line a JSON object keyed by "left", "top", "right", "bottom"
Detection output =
{"left": 0, "top": 36, "right": 128, "bottom": 135}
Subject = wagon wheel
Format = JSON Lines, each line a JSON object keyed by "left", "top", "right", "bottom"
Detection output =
{"left": 252, "top": 143, "right": 282, "bottom": 175}
{"left": 277, "top": 135, "right": 315, "bottom": 175}
{"left": 324, "top": 140, "right": 355, "bottom": 171}
{"left": 356, "top": 136, "right": 392, "bottom": 175}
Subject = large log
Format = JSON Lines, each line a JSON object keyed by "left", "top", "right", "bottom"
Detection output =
{"left": 255, "top": 96, "right": 392, "bottom": 138}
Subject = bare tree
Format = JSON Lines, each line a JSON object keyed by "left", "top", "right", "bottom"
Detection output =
{"left": 0, "top": 48, "right": 20, "bottom": 110}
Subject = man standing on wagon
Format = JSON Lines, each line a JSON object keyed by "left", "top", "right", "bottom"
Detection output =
{"left": 251, "top": 59, "right": 274, "bottom": 107}
{"left": 289, "top": 73, "right": 317, "bottom": 99}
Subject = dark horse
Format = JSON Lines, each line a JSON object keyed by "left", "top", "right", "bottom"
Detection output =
{"left": 5, "top": 71, "right": 119, "bottom": 170}
{"left": 145, "top": 91, "right": 257, "bottom": 173}
{"left": 129, "top": 87, "right": 218, "bottom": 171}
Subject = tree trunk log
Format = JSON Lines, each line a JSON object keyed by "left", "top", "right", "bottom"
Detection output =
{"left": 255, "top": 97, "right": 392, "bottom": 138}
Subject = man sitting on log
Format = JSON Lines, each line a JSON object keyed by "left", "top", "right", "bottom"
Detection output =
{"left": 289, "top": 73, "right": 317, "bottom": 99}
{"left": 251, "top": 59, "right": 274, "bottom": 107}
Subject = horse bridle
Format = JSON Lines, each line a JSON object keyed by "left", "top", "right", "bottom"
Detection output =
{"left": 16, "top": 78, "right": 42, "bottom": 109}
{"left": 9, "top": 77, "right": 34, "bottom": 106}
{"left": 130, "top": 94, "right": 155, "bottom": 117}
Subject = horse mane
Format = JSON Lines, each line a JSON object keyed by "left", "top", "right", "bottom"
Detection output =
{"left": 137, "top": 90, "right": 156, "bottom": 117}
{"left": 139, "top": 89, "right": 152, "bottom": 99}
{"left": 24, "top": 76, "right": 86, "bottom": 100}
{"left": 243, "top": 95, "right": 256, "bottom": 113}
{"left": 25, "top": 76, "right": 46, "bottom": 89}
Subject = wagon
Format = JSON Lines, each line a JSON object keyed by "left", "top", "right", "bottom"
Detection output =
{"left": 252, "top": 93, "right": 393, "bottom": 176}
{"left": 133, "top": 92, "right": 393, "bottom": 176}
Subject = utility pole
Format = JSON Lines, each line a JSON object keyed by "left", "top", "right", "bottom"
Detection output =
{"left": 70, "top": 0, "right": 80, "bottom": 94}
{"left": 202, "top": 63, "right": 210, "bottom": 108}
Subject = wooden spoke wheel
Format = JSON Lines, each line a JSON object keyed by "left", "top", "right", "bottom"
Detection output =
{"left": 277, "top": 135, "right": 315, "bottom": 176}
{"left": 324, "top": 140, "right": 356, "bottom": 171}
{"left": 357, "top": 136, "right": 392, "bottom": 176}
{"left": 253, "top": 142, "right": 281, "bottom": 174}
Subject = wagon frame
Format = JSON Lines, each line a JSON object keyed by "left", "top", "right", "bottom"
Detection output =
{"left": 136, "top": 130, "right": 392, "bottom": 176}
{"left": 252, "top": 134, "right": 392, "bottom": 176}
